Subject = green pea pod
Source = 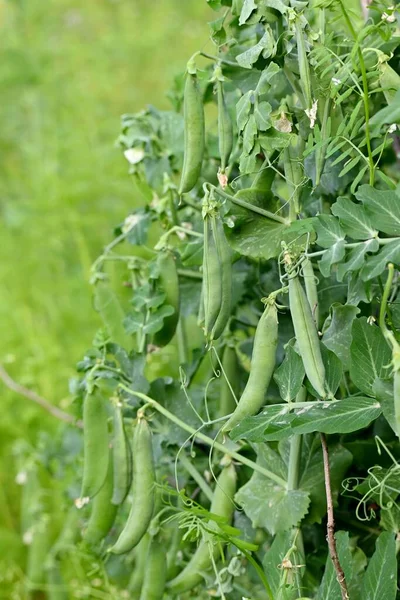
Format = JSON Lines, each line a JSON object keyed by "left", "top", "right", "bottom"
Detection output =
{"left": 217, "top": 79, "right": 233, "bottom": 173}
{"left": 26, "top": 515, "right": 52, "bottom": 589}
{"left": 80, "top": 388, "right": 109, "bottom": 500}
{"left": 394, "top": 368, "right": 400, "bottom": 439}
{"left": 178, "top": 69, "right": 205, "bottom": 194}
{"left": 94, "top": 280, "right": 131, "bottom": 350}
{"left": 128, "top": 534, "right": 150, "bottom": 594}
{"left": 109, "top": 419, "right": 155, "bottom": 554}
{"left": 223, "top": 300, "right": 278, "bottom": 432}
{"left": 203, "top": 202, "right": 232, "bottom": 342}
{"left": 219, "top": 344, "right": 239, "bottom": 418}
{"left": 167, "top": 463, "right": 237, "bottom": 595}
{"left": 289, "top": 275, "right": 326, "bottom": 398}
{"left": 139, "top": 536, "right": 167, "bottom": 600}
{"left": 302, "top": 258, "right": 319, "bottom": 327}
{"left": 153, "top": 250, "right": 180, "bottom": 347}
{"left": 83, "top": 450, "right": 118, "bottom": 547}
{"left": 112, "top": 403, "right": 132, "bottom": 505}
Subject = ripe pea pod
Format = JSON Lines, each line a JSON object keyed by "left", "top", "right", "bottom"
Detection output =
{"left": 153, "top": 250, "right": 180, "bottom": 347}
{"left": 83, "top": 450, "right": 118, "bottom": 547}
{"left": 216, "top": 76, "right": 233, "bottom": 173}
{"left": 203, "top": 198, "right": 232, "bottom": 342}
{"left": 94, "top": 280, "right": 131, "bottom": 350}
{"left": 178, "top": 61, "right": 205, "bottom": 194}
{"left": 289, "top": 274, "right": 326, "bottom": 398}
{"left": 167, "top": 463, "right": 237, "bottom": 595}
{"left": 109, "top": 418, "right": 155, "bottom": 554}
{"left": 80, "top": 387, "right": 109, "bottom": 500}
{"left": 223, "top": 299, "right": 278, "bottom": 432}
{"left": 219, "top": 343, "right": 239, "bottom": 418}
{"left": 302, "top": 258, "right": 319, "bottom": 327}
{"left": 139, "top": 535, "right": 167, "bottom": 600}
{"left": 111, "top": 403, "right": 132, "bottom": 505}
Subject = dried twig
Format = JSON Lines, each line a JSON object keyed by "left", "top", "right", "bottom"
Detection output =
{"left": 0, "top": 363, "right": 83, "bottom": 428}
{"left": 320, "top": 433, "right": 349, "bottom": 600}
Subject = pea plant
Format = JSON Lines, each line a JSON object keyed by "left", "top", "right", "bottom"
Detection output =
{"left": 8, "top": 0, "right": 400, "bottom": 599}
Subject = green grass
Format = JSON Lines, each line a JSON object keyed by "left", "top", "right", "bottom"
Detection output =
{"left": 0, "top": 0, "right": 210, "bottom": 526}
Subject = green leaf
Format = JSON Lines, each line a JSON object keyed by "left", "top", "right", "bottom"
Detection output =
{"left": 236, "top": 31, "right": 273, "bottom": 68}
{"left": 361, "top": 532, "right": 397, "bottom": 600}
{"left": 122, "top": 208, "right": 151, "bottom": 245}
{"left": 322, "top": 303, "right": 360, "bottom": 365}
{"left": 239, "top": 0, "right": 257, "bottom": 25}
{"left": 230, "top": 405, "right": 290, "bottom": 442}
{"left": 317, "top": 531, "right": 353, "bottom": 600}
{"left": 262, "top": 530, "right": 300, "bottom": 598}
{"left": 254, "top": 100, "right": 272, "bottom": 131}
{"left": 94, "top": 281, "right": 132, "bottom": 350}
{"left": 274, "top": 342, "right": 305, "bottom": 402}
{"left": 373, "top": 378, "right": 396, "bottom": 434}
{"left": 243, "top": 113, "right": 258, "bottom": 154}
{"left": 314, "top": 215, "right": 345, "bottom": 248}
{"left": 361, "top": 240, "right": 400, "bottom": 281}
{"left": 356, "top": 185, "right": 400, "bottom": 236}
{"left": 291, "top": 397, "right": 381, "bottom": 435}
{"left": 225, "top": 189, "right": 288, "bottom": 260}
{"left": 350, "top": 318, "right": 392, "bottom": 395}
{"left": 235, "top": 444, "right": 310, "bottom": 534}
{"left": 236, "top": 91, "right": 253, "bottom": 132}
{"left": 337, "top": 240, "right": 379, "bottom": 282}
{"left": 331, "top": 197, "right": 377, "bottom": 240}
{"left": 256, "top": 62, "right": 280, "bottom": 94}
{"left": 321, "top": 344, "right": 343, "bottom": 398}
{"left": 319, "top": 239, "right": 346, "bottom": 277}
{"left": 208, "top": 16, "right": 226, "bottom": 45}
{"left": 180, "top": 238, "right": 203, "bottom": 267}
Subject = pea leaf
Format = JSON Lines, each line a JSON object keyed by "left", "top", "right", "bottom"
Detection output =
{"left": 314, "top": 215, "right": 345, "bottom": 248}
{"left": 235, "top": 444, "right": 310, "bottom": 534}
{"left": 254, "top": 100, "right": 272, "bottom": 131}
{"left": 274, "top": 342, "right": 305, "bottom": 402}
{"left": 356, "top": 185, "right": 400, "bottom": 236}
{"left": 243, "top": 113, "right": 257, "bottom": 154}
{"left": 236, "top": 91, "right": 253, "bottom": 132}
{"left": 317, "top": 531, "right": 353, "bottom": 600}
{"left": 337, "top": 240, "right": 379, "bottom": 282}
{"left": 331, "top": 197, "right": 377, "bottom": 240}
{"left": 350, "top": 318, "right": 392, "bottom": 395}
{"left": 322, "top": 303, "right": 360, "bottom": 365}
{"left": 321, "top": 344, "right": 343, "bottom": 398}
{"left": 236, "top": 31, "right": 274, "bottom": 69}
{"left": 373, "top": 377, "right": 396, "bottom": 434}
{"left": 361, "top": 240, "right": 400, "bottom": 281}
{"left": 239, "top": 0, "right": 257, "bottom": 25}
{"left": 230, "top": 405, "right": 290, "bottom": 442}
{"left": 361, "top": 532, "right": 397, "bottom": 600}
{"left": 291, "top": 397, "right": 381, "bottom": 435}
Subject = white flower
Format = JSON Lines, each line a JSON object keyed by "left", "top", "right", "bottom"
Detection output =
{"left": 332, "top": 77, "right": 341, "bottom": 85}
{"left": 382, "top": 12, "right": 396, "bottom": 23}
{"left": 23, "top": 530, "right": 33, "bottom": 545}
{"left": 305, "top": 99, "right": 318, "bottom": 129}
{"left": 388, "top": 123, "right": 397, "bottom": 133}
{"left": 15, "top": 471, "right": 27, "bottom": 485}
{"left": 75, "top": 496, "right": 90, "bottom": 509}
{"left": 123, "top": 148, "right": 145, "bottom": 165}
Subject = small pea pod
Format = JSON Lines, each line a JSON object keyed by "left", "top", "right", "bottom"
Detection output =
{"left": 112, "top": 403, "right": 132, "bottom": 505}
{"left": 153, "top": 250, "right": 180, "bottom": 347}
{"left": 83, "top": 450, "right": 118, "bottom": 547}
{"left": 203, "top": 199, "right": 232, "bottom": 342}
{"left": 302, "top": 258, "right": 319, "bottom": 327}
{"left": 109, "top": 418, "right": 155, "bottom": 554}
{"left": 219, "top": 343, "right": 239, "bottom": 418}
{"left": 94, "top": 280, "right": 131, "bottom": 350}
{"left": 140, "top": 535, "right": 167, "bottom": 600}
{"left": 223, "top": 300, "right": 278, "bottom": 432}
{"left": 80, "top": 388, "right": 109, "bottom": 500}
{"left": 289, "top": 275, "right": 326, "bottom": 398}
{"left": 179, "top": 64, "right": 205, "bottom": 194}
{"left": 216, "top": 76, "right": 233, "bottom": 173}
{"left": 167, "top": 463, "right": 237, "bottom": 595}
{"left": 128, "top": 534, "right": 150, "bottom": 594}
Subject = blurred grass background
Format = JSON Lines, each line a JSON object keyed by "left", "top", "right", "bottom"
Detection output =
{"left": 0, "top": 0, "right": 209, "bottom": 531}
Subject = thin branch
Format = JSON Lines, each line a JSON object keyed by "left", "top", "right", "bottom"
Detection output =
{"left": 320, "top": 433, "right": 349, "bottom": 600}
{"left": 0, "top": 364, "right": 83, "bottom": 428}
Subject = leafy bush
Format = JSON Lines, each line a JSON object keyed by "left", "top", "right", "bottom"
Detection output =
{"left": 8, "top": 1, "right": 400, "bottom": 598}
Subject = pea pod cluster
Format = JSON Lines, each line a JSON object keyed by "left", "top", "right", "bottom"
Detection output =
{"left": 223, "top": 299, "right": 278, "bottom": 432}
{"left": 167, "top": 463, "right": 237, "bottom": 595}
{"left": 178, "top": 61, "right": 205, "bottom": 195}
{"left": 202, "top": 196, "right": 232, "bottom": 342}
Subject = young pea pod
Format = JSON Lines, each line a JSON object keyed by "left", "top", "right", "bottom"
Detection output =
{"left": 289, "top": 275, "right": 326, "bottom": 398}
{"left": 167, "top": 463, "right": 237, "bottom": 595}
{"left": 178, "top": 64, "right": 205, "bottom": 194}
{"left": 80, "top": 388, "right": 110, "bottom": 500}
{"left": 223, "top": 299, "right": 278, "bottom": 432}
{"left": 109, "top": 418, "right": 155, "bottom": 554}
{"left": 217, "top": 77, "right": 233, "bottom": 173}
{"left": 139, "top": 535, "right": 167, "bottom": 600}
{"left": 219, "top": 343, "right": 239, "bottom": 418}
{"left": 153, "top": 250, "right": 180, "bottom": 347}
{"left": 112, "top": 403, "right": 132, "bottom": 505}
{"left": 202, "top": 199, "right": 232, "bottom": 342}
{"left": 83, "top": 450, "right": 118, "bottom": 547}
{"left": 302, "top": 258, "right": 319, "bottom": 327}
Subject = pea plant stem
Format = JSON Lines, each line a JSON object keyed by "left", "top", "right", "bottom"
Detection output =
{"left": 210, "top": 185, "right": 289, "bottom": 225}
{"left": 123, "top": 388, "right": 288, "bottom": 488}
{"left": 179, "top": 453, "right": 214, "bottom": 502}
{"left": 306, "top": 237, "right": 400, "bottom": 259}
